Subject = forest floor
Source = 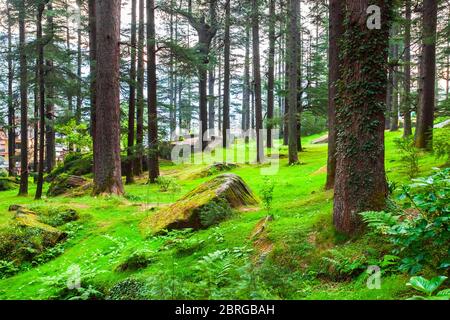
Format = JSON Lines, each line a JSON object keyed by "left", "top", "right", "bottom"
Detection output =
{"left": 0, "top": 130, "right": 446, "bottom": 300}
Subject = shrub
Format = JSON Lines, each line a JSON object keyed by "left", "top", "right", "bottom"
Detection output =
{"left": 394, "top": 136, "right": 420, "bottom": 178}
{"left": 433, "top": 128, "right": 450, "bottom": 165}
{"left": 260, "top": 177, "right": 275, "bottom": 214}
{"left": 199, "top": 198, "right": 233, "bottom": 227}
{"left": 0, "top": 260, "right": 19, "bottom": 279}
{"left": 0, "top": 177, "right": 18, "bottom": 191}
{"left": 361, "top": 168, "right": 450, "bottom": 274}
{"left": 115, "top": 249, "right": 156, "bottom": 272}
{"left": 0, "top": 169, "right": 8, "bottom": 177}
{"left": 156, "top": 176, "right": 178, "bottom": 192}
{"left": 174, "top": 237, "right": 205, "bottom": 256}
{"left": 33, "top": 207, "right": 79, "bottom": 227}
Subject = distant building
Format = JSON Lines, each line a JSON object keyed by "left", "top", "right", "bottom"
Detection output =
{"left": 0, "top": 130, "right": 8, "bottom": 170}
{"left": 0, "top": 126, "right": 35, "bottom": 174}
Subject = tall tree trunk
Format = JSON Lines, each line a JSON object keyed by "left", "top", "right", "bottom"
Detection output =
{"left": 287, "top": 0, "right": 299, "bottom": 164}
{"left": 93, "top": 0, "right": 124, "bottom": 195}
{"left": 403, "top": 0, "right": 412, "bottom": 137}
{"left": 18, "top": 0, "right": 28, "bottom": 196}
{"left": 76, "top": 0, "right": 82, "bottom": 124}
{"left": 296, "top": 0, "right": 303, "bottom": 152}
{"left": 267, "top": 0, "right": 275, "bottom": 149}
{"left": 135, "top": 0, "right": 145, "bottom": 176}
{"left": 283, "top": 23, "right": 289, "bottom": 146}
{"left": 333, "top": 0, "right": 390, "bottom": 235}
{"left": 385, "top": 39, "right": 393, "bottom": 130}
{"left": 242, "top": 24, "right": 250, "bottom": 134}
{"left": 46, "top": 1, "right": 55, "bottom": 172}
{"left": 218, "top": 54, "right": 222, "bottom": 132}
{"left": 326, "top": 0, "right": 343, "bottom": 190}
{"left": 66, "top": 1, "right": 73, "bottom": 127}
{"left": 415, "top": 0, "right": 437, "bottom": 150}
{"left": 222, "top": 0, "right": 231, "bottom": 148}
{"left": 88, "top": 0, "right": 97, "bottom": 174}
{"left": 33, "top": 60, "right": 39, "bottom": 173}
{"left": 252, "top": 0, "right": 263, "bottom": 163}
{"left": 7, "top": 2, "right": 15, "bottom": 176}
{"left": 390, "top": 26, "right": 399, "bottom": 131}
{"left": 208, "top": 68, "right": 215, "bottom": 130}
{"left": 35, "top": 2, "right": 47, "bottom": 200}
{"left": 147, "top": 0, "right": 160, "bottom": 182}
{"left": 126, "top": 0, "right": 137, "bottom": 184}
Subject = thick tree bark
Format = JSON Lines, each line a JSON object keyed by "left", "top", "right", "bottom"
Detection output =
{"left": 35, "top": 2, "right": 47, "bottom": 200}
{"left": 252, "top": 0, "right": 263, "bottom": 163}
{"left": 222, "top": 0, "right": 231, "bottom": 148}
{"left": 267, "top": 0, "right": 275, "bottom": 149}
{"left": 326, "top": 0, "right": 343, "bottom": 190}
{"left": 287, "top": 0, "right": 299, "bottom": 164}
{"left": 93, "top": 0, "right": 124, "bottom": 195}
{"left": 18, "top": 0, "right": 28, "bottom": 196}
{"left": 415, "top": 0, "right": 437, "bottom": 150}
{"left": 403, "top": 0, "right": 412, "bottom": 137}
{"left": 126, "top": 0, "right": 137, "bottom": 184}
{"left": 333, "top": 0, "right": 390, "bottom": 235}
{"left": 147, "top": 0, "right": 160, "bottom": 183}
{"left": 7, "top": 3, "right": 15, "bottom": 176}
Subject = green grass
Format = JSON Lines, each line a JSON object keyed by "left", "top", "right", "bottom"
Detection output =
{"left": 0, "top": 130, "right": 447, "bottom": 300}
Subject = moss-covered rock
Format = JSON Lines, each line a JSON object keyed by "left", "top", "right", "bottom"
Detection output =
{"left": 47, "top": 175, "right": 91, "bottom": 197}
{"left": 140, "top": 174, "right": 258, "bottom": 235}
{"left": 13, "top": 212, "right": 67, "bottom": 246}
{"left": 46, "top": 153, "right": 93, "bottom": 182}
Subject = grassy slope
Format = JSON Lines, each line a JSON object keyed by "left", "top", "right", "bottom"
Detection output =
{"left": 0, "top": 131, "right": 445, "bottom": 300}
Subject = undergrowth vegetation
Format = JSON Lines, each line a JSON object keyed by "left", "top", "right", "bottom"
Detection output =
{"left": 0, "top": 132, "right": 448, "bottom": 300}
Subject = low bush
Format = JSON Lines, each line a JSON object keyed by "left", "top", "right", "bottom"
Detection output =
{"left": 115, "top": 249, "right": 156, "bottom": 272}
{"left": 361, "top": 168, "right": 450, "bottom": 274}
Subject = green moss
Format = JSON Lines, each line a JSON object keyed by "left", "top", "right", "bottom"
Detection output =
{"left": 0, "top": 131, "right": 447, "bottom": 300}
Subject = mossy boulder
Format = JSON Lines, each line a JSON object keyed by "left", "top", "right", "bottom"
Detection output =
{"left": 140, "top": 174, "right": 258, "bottom": 235}
{"left": 46, "top": 153, "right": 93, "bottom": 182}
{"left": 47, "top": 175, "right": 91, "bottom": 197}
{"left": 13, "top": 211, "right": 67, "bottom": 246}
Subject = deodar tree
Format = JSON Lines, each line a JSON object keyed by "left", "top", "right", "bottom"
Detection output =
{"left": 333, "top": 1, "right": 391, "bottom": 235}
{"left": 326, "top": 0, "right": 344, "bottom": 190}
{"left": 93, "top": 0, "right": 124, "bottom": 195}
{"left": 415, "top": 0, "right": 437, "bottom": 150}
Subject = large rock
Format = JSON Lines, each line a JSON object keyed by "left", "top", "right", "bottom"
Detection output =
{"left": 141, "top": 174, "right": 258, "bottom": 235}
{"left": 47, "top": 175, "right": 91, "bottom": 197}
{"left": 14, "top": 210, "right": 67, "bottom": 245}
